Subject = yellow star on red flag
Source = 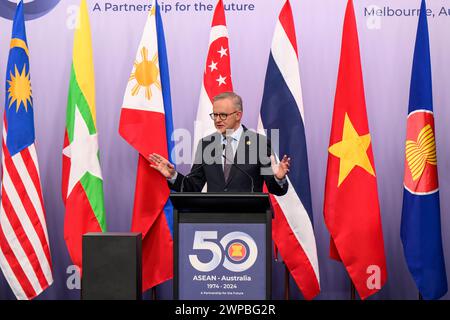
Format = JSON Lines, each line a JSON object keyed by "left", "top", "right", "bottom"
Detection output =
{"left": 328, "top": 113, "right": 375, "bottom": 186}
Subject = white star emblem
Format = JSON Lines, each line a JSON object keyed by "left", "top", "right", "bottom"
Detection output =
{"left": 208, "top": 61, "right": 218, "bottom": 72}
{"left": 218, "top": 46, "right": 228, "bottom": 58}
{"left": 63, "top": 106, "right": 103, "bottom": 197}
{"left": 216, "top": 75, "right": 227, "bottom": 86}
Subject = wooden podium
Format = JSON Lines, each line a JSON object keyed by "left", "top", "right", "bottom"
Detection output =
{"left": 170, "top": 193, "right": 272, "bottom": 300}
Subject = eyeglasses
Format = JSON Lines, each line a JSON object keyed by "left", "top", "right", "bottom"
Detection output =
{"left": 209, "top": 111, "right": 238, "bottom": 120}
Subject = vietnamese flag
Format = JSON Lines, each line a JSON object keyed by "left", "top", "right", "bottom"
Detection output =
{"left": 323, "top": 0, "right": 387, "bottom": 299}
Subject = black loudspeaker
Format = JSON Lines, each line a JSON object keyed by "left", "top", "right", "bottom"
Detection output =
{"left": 82, "top": 232, "right": 142, "bottom": 300}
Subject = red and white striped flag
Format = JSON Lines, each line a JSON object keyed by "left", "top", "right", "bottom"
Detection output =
{"left": 258, "top": 0, "right": 320, "bottom": 299}
{"left": 193, "top": 0, "right": 233, "bottom": 154}
{"left": 0, "top": 1, "right": 53, "bottom": 300}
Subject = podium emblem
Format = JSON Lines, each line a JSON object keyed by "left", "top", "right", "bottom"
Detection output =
{"left": 228, "top": 242, "right": 247, "bottom": 262}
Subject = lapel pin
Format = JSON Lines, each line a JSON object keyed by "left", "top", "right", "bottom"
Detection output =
{"left": 246, "top": 140, "right": 251, "bottom": 146}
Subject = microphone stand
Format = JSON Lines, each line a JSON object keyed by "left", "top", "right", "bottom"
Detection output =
{"left": 222, "top": 152, "right": 254, "bottom": 193}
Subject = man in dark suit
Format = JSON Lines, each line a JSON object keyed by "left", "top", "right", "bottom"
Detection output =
{"left": 149, "top": 92, "right": 290, "bottom": 195}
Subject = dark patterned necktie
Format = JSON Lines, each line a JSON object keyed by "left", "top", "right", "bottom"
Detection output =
{"left": 223, "top": 136, "right": 233, "bottom": 181}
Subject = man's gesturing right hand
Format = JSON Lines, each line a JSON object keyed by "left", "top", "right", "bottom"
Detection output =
{"left": 149, "top": 153, "right": 176, "bottom": 179}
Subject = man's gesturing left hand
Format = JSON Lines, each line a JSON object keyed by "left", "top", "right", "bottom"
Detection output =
{"left": 272, "top": 155, "right": 291, "bottom": 180}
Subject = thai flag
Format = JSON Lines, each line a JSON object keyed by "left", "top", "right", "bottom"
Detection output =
{"left": 258, "top": 0, "right": 320, "bottom": 300}
{"left": 119, "top": 0, "right": 174, "bottom": 291}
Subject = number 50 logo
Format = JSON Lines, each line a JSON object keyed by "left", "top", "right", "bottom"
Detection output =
{"left": 189, "top": 231, "right": 258, "bottom": 272}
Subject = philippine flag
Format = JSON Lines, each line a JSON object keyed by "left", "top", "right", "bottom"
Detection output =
{"left": 258, "top": 0, "right": 320, "bottom": 300}
{"left": 119, "top": 0, "right": 175, "bottom": 291}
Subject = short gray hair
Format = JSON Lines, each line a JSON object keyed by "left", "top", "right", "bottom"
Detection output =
{"left": 213, "top": 92, "right": 243, "bottom": 112}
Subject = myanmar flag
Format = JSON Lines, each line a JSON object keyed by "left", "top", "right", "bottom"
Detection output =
{"left": 62, "top": 0, "right": 106, "bottom": 271}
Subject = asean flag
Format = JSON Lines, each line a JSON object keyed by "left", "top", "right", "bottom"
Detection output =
{"left": 119, "top": 0, "right": 175, "bottom": 291}
{"left": 401, "top": 0, "right": 447, "bottom": 300}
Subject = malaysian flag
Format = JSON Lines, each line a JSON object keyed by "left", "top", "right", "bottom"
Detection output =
{"left": 258, "top": 0, "right": 320, "bottom": 300}
{"left": 0, "top": 0, "right": 53, "bottom": 300}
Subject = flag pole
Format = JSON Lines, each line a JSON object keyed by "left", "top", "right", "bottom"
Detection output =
{"left": 284, "top": 264, "right": 290, "bottom": 300}
{"left": 273, "top": 243, "right": 278, "bottom": 262}
{"left": 350, "top": 280, "right": 356, "bottom": 300}
{"left": 152, "top": 287, "right": 157, "bottom": 300}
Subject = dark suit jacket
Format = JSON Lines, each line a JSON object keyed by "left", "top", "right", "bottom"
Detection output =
{"left": 169, "top": 126, "right": 288, "bottom": 196}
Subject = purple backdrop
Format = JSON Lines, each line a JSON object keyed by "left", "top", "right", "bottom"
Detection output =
{"left": 0, "top": 0, "right": 449, "bottom": 300}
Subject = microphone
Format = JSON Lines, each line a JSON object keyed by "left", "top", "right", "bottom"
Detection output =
{"left": 222, "top": 144, "right": 254, "bottom": 193}
{"left": 180, "top": 141, "right": 225, "bottom": 192}
{"left": 180, "top": 163, "right": 207, "bottom": 193}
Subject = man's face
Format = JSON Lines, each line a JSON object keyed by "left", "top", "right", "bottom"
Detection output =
{"left": 212, "top": 98, "right": 242, "bottom": 134}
